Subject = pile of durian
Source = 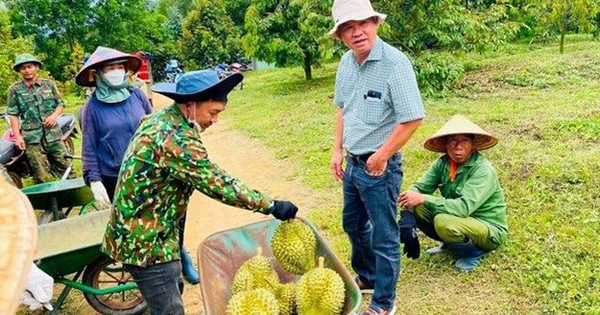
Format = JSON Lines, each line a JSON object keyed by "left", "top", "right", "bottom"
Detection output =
{"left": 225, "top": 220, "right": 346, "bottom": 315}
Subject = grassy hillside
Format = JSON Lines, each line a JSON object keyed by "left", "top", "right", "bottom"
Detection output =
{"left": 225, "top": 38, "right": 600, "bottom": 314}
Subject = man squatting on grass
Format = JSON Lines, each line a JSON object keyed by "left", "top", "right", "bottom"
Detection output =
{"left": 101, "top": 70, "right": 299, "bottom": 315}
{"left": 399, "top": 115, "right": 509, "bottom": 272}
{"left": 328, "top": 0, "right": 425, "bottom": 314}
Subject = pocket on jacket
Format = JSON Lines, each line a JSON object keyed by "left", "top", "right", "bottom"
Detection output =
{"left": 102, "top": 135, "right": 132, "bottom": 170}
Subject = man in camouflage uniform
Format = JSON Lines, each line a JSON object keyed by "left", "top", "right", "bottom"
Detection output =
{"left": 102, "top": 70, "right": 299, "bottom": 315}
{"left": 6, "top": 53, "right": 70, "bottom": 183}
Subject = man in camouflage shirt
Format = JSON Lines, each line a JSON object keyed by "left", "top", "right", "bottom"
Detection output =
{"left": 6, "top": 53, "right": 70, "bottom": 183}
{"left": 102, "top": 70, "right": 298, "bottom": 315}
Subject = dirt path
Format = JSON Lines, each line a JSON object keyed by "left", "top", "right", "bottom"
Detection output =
{"left": 152, "top": 93, "right": 323, "bottom": 314}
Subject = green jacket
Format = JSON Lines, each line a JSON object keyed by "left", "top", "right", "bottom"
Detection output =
{"left": 6, "top": 79, "right": 65, "bottom": 144}
{"left": 102, "top": 105, "right": 273, "bottom": 267}
{"left": 409, "top": 151, "right": 508, "bottom": 246}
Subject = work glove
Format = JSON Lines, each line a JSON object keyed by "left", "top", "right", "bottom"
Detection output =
{"left": 90, "top": 181, "right": 111, "bottom": 208}
{"left": 20, "top": 263, "right": 54, "bottom": 311}
{"left": 268, "top": 200, "right": 298, "bottom": 221}
{"left": 399, "top": 210, "right": 420, "bottom": 259}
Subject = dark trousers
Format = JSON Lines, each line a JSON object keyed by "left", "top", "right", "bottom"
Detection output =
{"left": 125, "top": 261, "right": 185, "bottom": 315}
{"left": 101, "top": 174, "right": 119, "bottom": 202}
{"left": 342, "top": 153, "right": 402, "bottom": 310}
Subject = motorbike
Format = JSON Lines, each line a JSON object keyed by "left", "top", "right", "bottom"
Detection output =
{"left": 0, "top": 112, "right": 78, "bottom": 188}
{"left": 213, "top": 63, "right": 244, "bottom": 90}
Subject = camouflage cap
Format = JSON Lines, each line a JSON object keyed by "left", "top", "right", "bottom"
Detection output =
{"left": 13, "top": 53, "right": 43, "bottom": 72}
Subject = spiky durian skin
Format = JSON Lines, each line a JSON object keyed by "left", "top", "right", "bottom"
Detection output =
{"left": 231, "top": 253, "right": 280, "bottom": 294}
{"left": 271, "top": 220, "right": 316, "bottom": 275}
{"left": 296, "top": 267, "right": 346, "bottom": 315}
{"left": 226, "top": 288, "right": 280, "bottom": 315}
{"left": 273, "top": 282, "right": 297, "bottom": 315}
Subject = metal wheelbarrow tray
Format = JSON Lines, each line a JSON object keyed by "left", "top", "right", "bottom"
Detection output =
{"left": 35, "top": 210, "right": 146, "bottom": 315}
{"left": 197, "top": 216, "right": 362, "bottom": 315}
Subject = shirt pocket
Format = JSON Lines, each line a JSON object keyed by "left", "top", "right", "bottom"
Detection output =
{"left": 361, "top": 98, "right": 388, "bottom": 125}
{"left": 40, "top": 89, "right": 57, "bottom": 116}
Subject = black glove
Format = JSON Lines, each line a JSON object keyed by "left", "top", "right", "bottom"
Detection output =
{"left": 269, "top": 200, "right": 298, "bottom": 221}
{"left": 399, "top": 210, "right": 420, "bottom": 259}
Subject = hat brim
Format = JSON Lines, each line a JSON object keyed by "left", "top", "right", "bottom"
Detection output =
{"left": 13, "top": 61, "right": 42, "bottom": 72}
{"left": 328, "top": 11, "right": 386, "bottom": 37}
{"left": 424, "top": 133, "right": 498, "bottom": 153}
{"left": 75, "top": 56, "right": 142, "bottom": 87}
{"left": 151, "top": 73, "right": 243, "bottom": 103}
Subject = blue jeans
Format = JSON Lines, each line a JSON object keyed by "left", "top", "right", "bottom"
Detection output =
{"left": 342, "top": 153, "right": 402, "bottom": 310}
{"left": 125, "top": 261, "right": 185, "bottom": 315}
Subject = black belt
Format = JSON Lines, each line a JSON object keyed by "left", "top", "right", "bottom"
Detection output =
{"left": 347, "top": 152, "right": 374, "bottom": 164}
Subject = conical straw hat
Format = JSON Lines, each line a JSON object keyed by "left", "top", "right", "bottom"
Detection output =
{"left": 424, "top": 115, "right": 498, "bottom": 153}
{"left": 0, "top": 177, "right": 37, "bottom": 314}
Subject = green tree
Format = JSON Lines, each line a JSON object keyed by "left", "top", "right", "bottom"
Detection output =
{"left": 6, "top": 0, "right": 92, "bottom": 81}
{"left": 179, "top": 0, "right": 242, "bottom": 67}
{"left": 62, "top": 42, "right": 86, "bottom": 96}
{"left": 243, "top": 0, "right": 333, "bottom": 80}
{"left": 155, "top": 0, "right": 194, "bottom": 40}
{"left": 0, "top": 9, "right": 36, "bottom": 102}
{"left": 225, "top": 0, "right": 250, "bottom": 31}
{"left": 534, "top": 0, "right": 600, "bottom": 53}
{"left": 7, "top": 0, "right": 168, "bottom": 80}
{"left": 86, "top": 0, "right": 166, "bottom": 53}
{"left": 375, "top": 0, "right": 522, "bottom": 55}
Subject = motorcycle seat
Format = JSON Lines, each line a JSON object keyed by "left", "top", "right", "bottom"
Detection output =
{"left": 57, "top": 114, "right": 75, "bottom": 135}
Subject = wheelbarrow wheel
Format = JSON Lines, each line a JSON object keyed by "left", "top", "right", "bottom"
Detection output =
{"left": 82, "top": 255, "right": 147, "bottom": 315}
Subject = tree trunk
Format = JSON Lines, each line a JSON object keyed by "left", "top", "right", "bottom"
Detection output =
{"left": 560, "top": 24, "right": 566, "bottom": 54}
{"left": 303, "top": 51, "right": 312, "bottom": 80}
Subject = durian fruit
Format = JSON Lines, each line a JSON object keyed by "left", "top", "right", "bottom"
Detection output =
{"left": 231, "top": 247, "right": 280, "bottom": 294}
{"left": 296, "top": 257, "right": 346, "bottom": 315}
{"left": 273, "top": 282, "right": 297, "bottom": 315}
{"left": 271, "top": 219, "right": 316, "bottom": 275}
{"left": 226, "top": 288, "right": 280, "bottom": 315}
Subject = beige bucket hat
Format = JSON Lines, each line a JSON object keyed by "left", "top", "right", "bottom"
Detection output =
{"left": 328, "top": 0, "right": 387, "bottom": 37}
{"left": 424, "top": 115, "right": 498, "bottom": 153}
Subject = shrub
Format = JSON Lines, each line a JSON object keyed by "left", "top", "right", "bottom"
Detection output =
{"left": 412, "top": 52, "right": 465, "bottom": 98}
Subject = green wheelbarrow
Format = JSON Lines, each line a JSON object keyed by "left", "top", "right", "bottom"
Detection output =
{"left": 35, "top": 210, "right": 147, "bottom": 315}
{"left": 197, "top": 216, "right": 362, "bottom": 315}
{"left": 21, "top": 178, "right": 100, "bottom": 223}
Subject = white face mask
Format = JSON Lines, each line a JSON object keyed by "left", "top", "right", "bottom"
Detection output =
{"left": 187, "top": 104, "right": 203, "bottom": 131}
{"left": 103, "top": 69, "right": 126, "bottom": 86}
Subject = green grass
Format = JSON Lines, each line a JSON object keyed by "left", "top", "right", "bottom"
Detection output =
{"left": 223, "top": 37, "right": 600, "bottom": 314}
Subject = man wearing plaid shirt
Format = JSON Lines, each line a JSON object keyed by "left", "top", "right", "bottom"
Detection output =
{"left": 328, "top": 0, "right": 425, "bottom": 314}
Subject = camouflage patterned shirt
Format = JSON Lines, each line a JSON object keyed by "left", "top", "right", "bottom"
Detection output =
{"left": 102, "top": 104, "right": 273, "bottom": 267}
{"left": 6, "top": 79, "right": 65, "bottom": 144}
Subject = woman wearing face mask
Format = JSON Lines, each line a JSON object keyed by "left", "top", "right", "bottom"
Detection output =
{"left": 76, "top": 46, "right": 152, "bottom": 205}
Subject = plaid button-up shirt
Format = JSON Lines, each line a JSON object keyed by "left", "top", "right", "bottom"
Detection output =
{"left": 334, "top": 37, "right": 425, "bottom": 155}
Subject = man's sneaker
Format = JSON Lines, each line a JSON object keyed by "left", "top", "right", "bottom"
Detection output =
{"left": 425, "top": 243, "right": 447, "bottom": 255}
{"left": 354, "top": 276, "right": 374, "bottom": 294}
{"left": 362, "top": 304, "right": 397, "bottom": 315}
